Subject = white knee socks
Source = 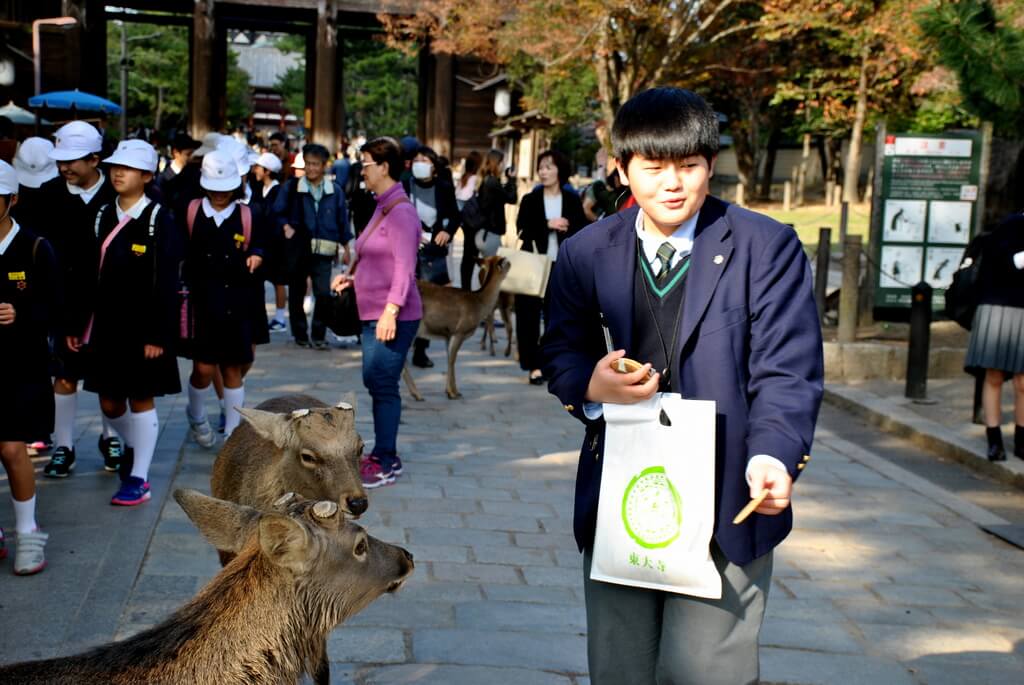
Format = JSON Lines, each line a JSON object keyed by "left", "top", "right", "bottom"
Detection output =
{"left": 188, "top": 382, "right": 210, "bottom": 423}
{"left": 53, "top": 392, "right": 77, "bottom": 449}
{"left": 106, "top": 410, "right": 133, "bottom": 447}
{"left": 129, "top": 409, "right": 159, "bottom": 481}
{"left": 101, "top": 414, "right": 117, "bottom": 439}
{"left": 222, "top": 386, "right": 245, "bottom": 436}
{"left": 12, "top": 495, "right": 37, "bottom": 535}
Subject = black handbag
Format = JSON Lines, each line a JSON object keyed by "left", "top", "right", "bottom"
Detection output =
{"left": 325, "top": 288, "right": 361, "bottom": 336}
{"left": 460, "top": 195, "right": 487, "bottom": 232}
{"left": 945, "top": 233, "right": 987, "bottom": 330}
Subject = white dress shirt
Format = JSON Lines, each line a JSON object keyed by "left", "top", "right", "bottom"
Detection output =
{"left": 201, "top": 198, "right": 238, "bottom": 227}
{"left": 0, "top": 220, "right": 20, "bottom": 256}
{"left": 114, "top": 195, "right": 151, "bottom": 222}
{"left": 66, "top": 171, "right": 106, "bottom": 204}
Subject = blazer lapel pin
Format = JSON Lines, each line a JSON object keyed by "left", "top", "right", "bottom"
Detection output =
{"left": 713, "top": 254, "right": 724, "bottom": 265}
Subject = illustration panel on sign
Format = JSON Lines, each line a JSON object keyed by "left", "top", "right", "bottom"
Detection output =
{"left": 924, "top": 246, "right": 966, "bottom": 288}
{"left": 883, "top": 200, "right": 927, "bottom": 243}
{"left": 927, "top": 201, "right": 971, "bottom": 245}
{"left": 880, "top": 245, "right": 923, "bottom": 288}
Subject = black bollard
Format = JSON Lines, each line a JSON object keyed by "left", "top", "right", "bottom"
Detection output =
{"left": 815, "top": 227, "right": 832, "bottom": 322}
{"left": 905, "top": 281, "right": 932, "bottom": 400}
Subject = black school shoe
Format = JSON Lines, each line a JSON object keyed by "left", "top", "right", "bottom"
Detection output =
{"left": 295, "top": 338, "right": 312, "bottom": 348}
{"left": 99, "top": 435, "right": 125, "bottom": 473}
{"left": 43, "top": 447, "right": 76, "bottom": 478}
{"left": 412, "top": 350, "right": 434, "bottom": 368}
{"left": 313, "top": 340, "right": 330, "bottom": 351}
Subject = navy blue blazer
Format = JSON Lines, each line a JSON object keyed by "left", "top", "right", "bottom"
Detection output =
{"left": 541, "top": 196, "right": 823, "bottom": 566}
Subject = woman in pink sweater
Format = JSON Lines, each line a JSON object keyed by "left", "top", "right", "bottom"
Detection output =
{"left": 332, "top": 137, "right": 421, "bottom": 488}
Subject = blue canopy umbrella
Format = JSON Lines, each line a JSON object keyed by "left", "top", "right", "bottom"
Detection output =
{"left": 0, "top": 101, "right": 50, "bottom": 125}
{"left": 28, "top": 89, "right": 122, "bottom": 115}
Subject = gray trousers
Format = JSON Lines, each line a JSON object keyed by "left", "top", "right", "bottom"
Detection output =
{"left": 583, "top": 544, "right": 772, "bottom": 685}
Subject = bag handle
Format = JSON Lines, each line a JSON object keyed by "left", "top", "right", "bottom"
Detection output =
{"left": 350, "top": 195, "right": 410, "bottom": 278}
{"left": 82, "top": 206, "right": 135, "bottom": 344}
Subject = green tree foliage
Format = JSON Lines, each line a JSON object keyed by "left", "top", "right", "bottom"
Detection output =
{"left": 918, "top": 0, "right": 1024, "bottom": 134}
{"left": 343, "top": 37, "right": 418, "bottom": 137}
{"left": 107, "top": 21, "right": 251, "bottom": 134}
{"left": 274, "top": 34, "right": 307, "bottom": 119}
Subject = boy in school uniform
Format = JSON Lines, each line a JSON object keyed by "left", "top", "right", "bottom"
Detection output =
{"left": 251, "top": 151, "right": 289, "bottom": 332}
{"left": 39, "top": 121, "right": 124, "bottom": 478}
{"left": 0, "top": 160, "right": 58, "bottom": 574}
{"left": 72, "top": 140, "right": 183, "bottom": 506}
{"left": 541, "top": 88, "right": 823, "bottom": 685}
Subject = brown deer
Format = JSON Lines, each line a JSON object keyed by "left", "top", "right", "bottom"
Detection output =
{"left": 403, "top": 255, "right": 511, "bottom": 400}
{"left": 212, "top": 394, "right": 368, "bottom": 526}
{"left": 0, "top": 489, "right": 414, "bottom": 685}
{"left": 479, "top": 259, "right": 516, "bottom": 359}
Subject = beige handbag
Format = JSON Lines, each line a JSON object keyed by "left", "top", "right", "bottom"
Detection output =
{"left": 497, "top": 246, "right": 553, "bottom": 297}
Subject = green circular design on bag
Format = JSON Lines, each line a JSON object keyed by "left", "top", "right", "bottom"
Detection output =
{"left": 621, "top": 466, "right": 682, "bottom": 549}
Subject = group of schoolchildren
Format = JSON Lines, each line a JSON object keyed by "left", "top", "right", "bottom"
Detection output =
{"left": 0, "top": 121, "right": 352, "bottom": 576}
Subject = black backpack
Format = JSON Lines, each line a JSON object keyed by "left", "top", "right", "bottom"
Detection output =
{"left": 944, "top": 232, "right": 987, "bottom": 330}
{"left": 460, "top": 195, "right": 487, "bottom": 232}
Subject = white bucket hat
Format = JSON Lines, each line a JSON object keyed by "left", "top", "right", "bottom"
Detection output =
{"left": 254, "top": 151, "right": 282, "bottom": 174}
{"left": 216, "top": 138, "right": 252, "bottom": 176}
{"left": 48, "top": 121, "right": 103, "bottom": 161}
{"left": 292, "top": 151, "right": 305, "bottom": 170}
{"left": 13, "top": 137, "right": 59, "bottom": 188}
{"left": 103, "top": 139, "right": 159, "bottom": 173}
{"left": 200, "top": 149, "right": 241, "bottom": 192}
{"left": 0, "top": 160, "right": 18, "bottom": 195}
{"left": 193, "top": 131, "right": 225, "bottom": 157}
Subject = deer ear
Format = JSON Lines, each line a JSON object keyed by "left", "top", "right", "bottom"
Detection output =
{"left": 175, "top": 489, "right": 261, "bottom": 553}
{"left": 259, "top": 514, "right": 312, "bottom": 574}
{"left": 238, "top": 407, "right": 290, "bottom": 447}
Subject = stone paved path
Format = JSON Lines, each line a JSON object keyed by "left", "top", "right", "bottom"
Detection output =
{"left": 3, "top": 333, "right": 1023, "bottom": 684}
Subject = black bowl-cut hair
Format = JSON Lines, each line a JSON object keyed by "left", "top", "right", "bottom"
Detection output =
{"left": 302, "top": 143, "right": 330, "bottom": 163}
{"left": 612, "top": 88, "right": 719, "bottom": 168}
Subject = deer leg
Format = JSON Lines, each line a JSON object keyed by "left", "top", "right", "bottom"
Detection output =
{"left": 402, "top": 364, "right": 424, "bottom": 402}
{"left": 446, "top": 333, "right": 466, "bottom": 399}
{"left": 479, "top": 311, "right": 492, "bottom": 352}
{"left": 312, "top": 639, "right": 330, "bottom": 685}
{"left": 487, "top": 311, "right": 497, "bottom": 356}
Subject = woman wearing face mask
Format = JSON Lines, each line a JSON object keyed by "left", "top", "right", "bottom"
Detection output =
{"left": 403, "top": 146, "right": 461, "bottom": 368}
{"left": 515, "top": 149, "right": 586, "bottom": 384}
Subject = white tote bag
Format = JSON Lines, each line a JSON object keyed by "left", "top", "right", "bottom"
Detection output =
{"left": 590, "top": 393, "right": 722, "bottom": 598}
{"left": 496, "top": 246, "right": 553, "bottom": 297}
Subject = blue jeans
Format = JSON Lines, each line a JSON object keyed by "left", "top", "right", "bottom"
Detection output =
{"left": 361, "top": 319, "right": 419, "bottom": 458}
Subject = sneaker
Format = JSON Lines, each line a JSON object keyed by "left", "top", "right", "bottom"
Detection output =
{"left": 313, "top": 340, "right": 330, "bottom": 351}
{"left": 27, "top": 439, "right": 53, "bottom": 453}
{"left": 13, "top": 530, "right": 48, "bottom": 575}
{"left": 188, "top": 414, "right": 217, "bottom": 448}
{"left": 376, "top": 454, "right": 404, "bottom": 478}
{"left": 98, "top": 435, "right": 125, "bottom": 473}
{"left": 43, "top": 447, "right": 76, "bottom": 478}
{"left": 360, "top": 456, "right": 395, "bottom": 489}
{"left": 296, "top": 338, "right": 312, "bottom": 348}
{"left": 268, "top": 319, "right": 288, "bottom": 333}
{"left": 111, "top": 476, "right": 151, "bottom": 506}
{"left": 217, "top": 410, "right": 226, "bottom": 434}
{"left": 0, "top": 527, "right": 6, "bottom": 561}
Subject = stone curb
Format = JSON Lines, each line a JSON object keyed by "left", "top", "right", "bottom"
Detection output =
{"left": 823, "top": 384, "right": 1024, "bottom": 490}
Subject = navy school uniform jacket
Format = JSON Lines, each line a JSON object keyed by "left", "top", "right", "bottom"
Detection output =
{"left": 0, "top": 225, "right": 59, "bottom": 378}
{"left": 87, "top": 201, "right": 183, "bottom": 354}
{"left": 38, "top": 174, "right": 118, "bottom": 338}
{"left": 540, "top": 196, "right": 824, "bottom": 566}
{"left": 273, "top": 177, "right": 352, "bottom": 247}
{"left": 182, "top": 202, "right": 268, "bottom": 327}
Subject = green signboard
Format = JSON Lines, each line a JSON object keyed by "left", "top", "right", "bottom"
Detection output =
{"left": 874, "top": 130, "right": 983, "bottom": 309}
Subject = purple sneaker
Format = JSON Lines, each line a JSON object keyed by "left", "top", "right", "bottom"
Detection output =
{"left": 360, "top": 457, "right": 395, "bottom": 489}
{"left": 111, "top": 476, "right": 151, "bottom": 506}
{"left": 378, "top": 454, "right": 403, "bottom": 478}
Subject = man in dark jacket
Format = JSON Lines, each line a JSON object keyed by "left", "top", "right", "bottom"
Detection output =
{"left": 273, "top": 143, "right": 352, "bottom": 349}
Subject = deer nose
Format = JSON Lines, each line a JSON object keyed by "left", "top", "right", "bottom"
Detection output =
{"left": 346, "top": 496, "right": 368, "bottom": 516}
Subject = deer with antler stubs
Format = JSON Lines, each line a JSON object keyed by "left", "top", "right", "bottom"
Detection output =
{"left": 403, "top": 255, "right": 512, "bottom": 400}
{"left": 0, "top": 490, "right": 414, "bottom": 684}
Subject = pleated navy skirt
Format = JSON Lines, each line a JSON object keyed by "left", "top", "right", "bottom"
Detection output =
{"left": 965, "top": 304, "right": 1024, "bottom": 376}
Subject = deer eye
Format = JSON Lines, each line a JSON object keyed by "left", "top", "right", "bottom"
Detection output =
{"left": 300, "top": 450, "right": 318, "bottom": 466}
{"left": 354, "top": 538, "right": 368, "bottom": 557}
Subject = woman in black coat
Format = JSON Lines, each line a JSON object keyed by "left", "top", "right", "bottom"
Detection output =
{"left": 964, "top": 210, "right": 1024, "bottom": 461}
{"left": 474, "top": 149, "right": 517, "bottom": 258}
{"left": 515, "top": 149, "right": 587, "bottom": 384}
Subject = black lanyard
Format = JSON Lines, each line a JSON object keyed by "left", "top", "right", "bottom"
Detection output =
{"left": 637, "top": 238, "right": 690, "bottom": 392}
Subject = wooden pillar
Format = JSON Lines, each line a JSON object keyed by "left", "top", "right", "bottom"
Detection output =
{"left": 213, "top": 19, "right": 228, "bottom": 131}
{"left": 62, "top": 0, "right": 107, "bottom": 98}
{"left": 189, "top": 0, "right": 215, "bottom": 138}
{"left": 311, "top": 0, "right": 339, "bottom": 148}
{"left": 428, "top": 52, "right": 454, "bottom": 158}
{"left": 416, "top": 46, "right": 430, "bottom": 144}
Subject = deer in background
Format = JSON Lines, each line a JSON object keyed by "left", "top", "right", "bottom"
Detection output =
{"left": 403, "top": 255, "right": 512, "bottom": 400}
{"left": 0, "top": 490, "right": 414, "bottom": 685}
{"left": 479, "top": 258, "right": 516, "bottom": 359}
